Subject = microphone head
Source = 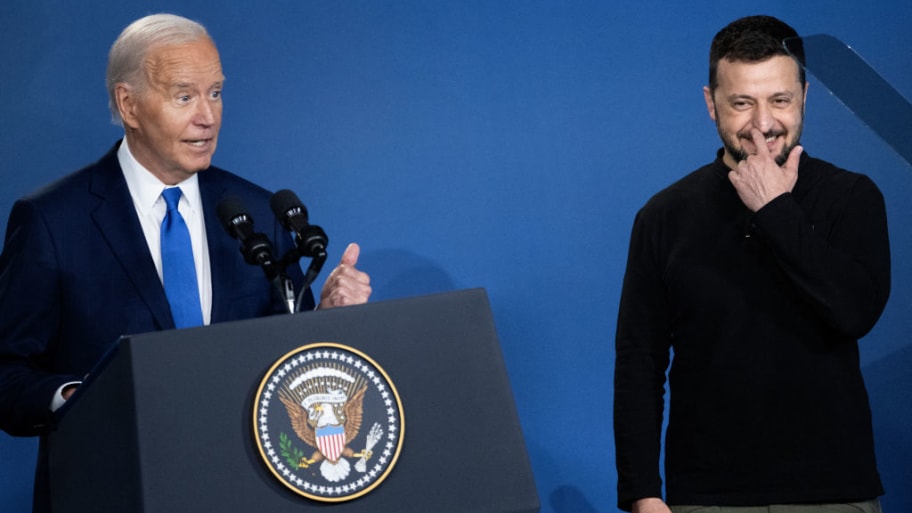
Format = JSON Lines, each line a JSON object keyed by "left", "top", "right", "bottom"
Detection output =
{"left": 270, "top": 189, "right": 309, "bottom": 230}
{"left": 216, "top": 196, "right": 276, "bottom": 270}
{"left": 216, "top": 196, "right": 252, "bottom": 234}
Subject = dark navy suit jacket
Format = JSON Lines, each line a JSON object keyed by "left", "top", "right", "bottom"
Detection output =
{"left": 0, "top": 141, "right": 313, "bottom": 510}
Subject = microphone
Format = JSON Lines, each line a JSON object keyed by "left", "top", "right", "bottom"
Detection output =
{"left": 269, "top": 189, "right": 329, "bottom": 310}
{"left": 216, "top": 196, "right": 277, "bottom": 275}
{"left": 270, "top": 189, "right": 328, "bottom": 258}
{"left": 270, "top": 189, "right": 309, "bottom": 235}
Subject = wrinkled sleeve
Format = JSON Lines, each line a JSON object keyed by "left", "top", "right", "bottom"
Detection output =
{"left": 752, "top": 175, "right": 890, "bottom": 340}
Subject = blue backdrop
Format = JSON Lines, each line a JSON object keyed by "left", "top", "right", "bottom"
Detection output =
{"left": 1, "top": 1, "right": 910, "bottom": 512}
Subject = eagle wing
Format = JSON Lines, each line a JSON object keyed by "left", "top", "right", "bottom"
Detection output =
{"left": 343, "top": 385, "right": 367, "bottom": 443}
{"left": 279, "top": 391, "right": 317, "bottom": 448}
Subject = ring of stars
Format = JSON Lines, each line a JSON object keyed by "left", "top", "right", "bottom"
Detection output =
{"left": 253, "top": 342, "right": 404, "bottom": 502}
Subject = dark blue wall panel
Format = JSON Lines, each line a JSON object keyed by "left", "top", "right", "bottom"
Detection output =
{"left": 2, "top": 1, "right": 910, "bottom": 511}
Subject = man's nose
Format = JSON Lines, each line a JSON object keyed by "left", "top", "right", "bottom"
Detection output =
{"left": 750, "top": 103, "right": 774, "bottom": 133}
{"left": 193, "top": 98, "right": 218, "bottom": 126}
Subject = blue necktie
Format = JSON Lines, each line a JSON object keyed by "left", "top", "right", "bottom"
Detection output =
{"left": 160, "top": 187, "right": 203, "bottom": 328}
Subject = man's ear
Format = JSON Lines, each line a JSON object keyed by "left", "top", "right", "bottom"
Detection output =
{"left": 115, "top": 83, "right": 139, "bottom": 129}
{"left": 802, "top": 80, "right": 809, "bottom": 113}
{"left": 703, "top": 85, "right": 717, "bottom": 122}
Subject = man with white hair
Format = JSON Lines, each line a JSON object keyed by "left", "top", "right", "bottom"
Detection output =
{"left": 0, "top": 13, "right": 371, "bottom": 512}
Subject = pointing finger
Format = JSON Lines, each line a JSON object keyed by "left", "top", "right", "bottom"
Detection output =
{"left": 748, "top": 128, "right": 770, "bottom": 157}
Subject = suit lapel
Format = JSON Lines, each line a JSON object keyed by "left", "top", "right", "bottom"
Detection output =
{"left": 199, "top": 171, "right": 233, "bottom": 324}
{"left": 88, "top": 143, "right": 175, "bottom": 330}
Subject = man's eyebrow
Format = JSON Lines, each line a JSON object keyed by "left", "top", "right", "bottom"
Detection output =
{"left": 725, "top": 90, "right": 796, "bottom": 101}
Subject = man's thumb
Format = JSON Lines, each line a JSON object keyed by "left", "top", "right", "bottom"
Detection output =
{"left": 341, "top": 243, "right": 360, "bottom": 267}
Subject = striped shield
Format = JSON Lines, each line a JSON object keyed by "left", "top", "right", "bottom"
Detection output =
{"left": 316, "top": 424, "right": 346, "bottom": 462}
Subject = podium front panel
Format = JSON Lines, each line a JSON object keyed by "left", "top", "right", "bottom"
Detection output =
{"left": 49, "top": 288, "right": 539, "bottom": 513}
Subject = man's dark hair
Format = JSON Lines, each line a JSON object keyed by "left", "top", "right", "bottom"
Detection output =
{"left": 708, "top": 15, "right": 805, "bottom": 92}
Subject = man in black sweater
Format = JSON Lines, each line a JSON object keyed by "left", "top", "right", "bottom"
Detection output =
{"left": 613, "top": 15, "right": 889, "bottom": 513}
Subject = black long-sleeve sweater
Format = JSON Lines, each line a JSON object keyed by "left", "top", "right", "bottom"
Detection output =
{"left": 614, "top": 150, "right": 890, "bottom": 511}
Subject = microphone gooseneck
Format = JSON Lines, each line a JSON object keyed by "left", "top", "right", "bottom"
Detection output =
{"left": 217, "top": 191, "right": 331, "bottom": 314}
{"left": 216, "top": 197, "right": 276, "bottom": 271}
{"left": 270, "top": 191, "right": 329, "bottom": 308}
{"left": 270, "top": 189, "right": 328, "bottom": 258}
{"left": 217, "top": 196, "right": 294, "bottom": 313}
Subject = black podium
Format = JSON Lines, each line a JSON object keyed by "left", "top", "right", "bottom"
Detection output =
{"left": 47, "top": 288, "right": 539, "bottom": 513}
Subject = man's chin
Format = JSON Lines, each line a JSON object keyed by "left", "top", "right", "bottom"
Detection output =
{"left": 725, "top": 142, "right": 792, "bottom": 166}
{"left": 182, "top": 156, "right": 214, "bottom": 174}
{"left": 723, "top": 143, "right": 748, "bottom": 164}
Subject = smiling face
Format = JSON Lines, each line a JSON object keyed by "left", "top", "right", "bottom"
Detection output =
{"left": 704, "top": 55, "right": 808, "bottom": 170}
{"left": 116, "top": 37, "right": 224, "bottom": 185}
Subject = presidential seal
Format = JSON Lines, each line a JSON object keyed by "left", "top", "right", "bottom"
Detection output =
{"left": 253, "top": 342, "right": 404, "bottom": 502}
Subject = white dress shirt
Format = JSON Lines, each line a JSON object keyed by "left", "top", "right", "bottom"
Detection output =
{"left": 51, "top": 139, "right": 214, "bottom": 412}
{"left": 117, "top": 138, "right": 213, "bottom": 325}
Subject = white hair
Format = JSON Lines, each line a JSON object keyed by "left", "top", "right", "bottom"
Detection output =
{"left": 105, "top": 13, "right": 211, "bottom": 125}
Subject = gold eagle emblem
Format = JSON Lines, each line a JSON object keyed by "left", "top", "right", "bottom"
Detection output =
{"left": 278, "top": 365, "right": 374, "bottom": 482}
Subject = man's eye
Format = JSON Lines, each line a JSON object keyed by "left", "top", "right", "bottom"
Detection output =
{"left": 210, "top": 90, "right": 222, "bottom": 100}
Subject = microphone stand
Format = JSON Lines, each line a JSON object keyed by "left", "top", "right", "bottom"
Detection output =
{"left": 218, "top": 195, "right": 327, "bottom": 315}
{"left": 275, "top": 224, "right": 329, "bottom": 313}
{"left": 249, "top": 256, "right": 296, "bottom": 315}
{"left": 274, "top": 272, "right": 298, "bottom": 315}
{"left": 299, "top": 250, "right": 327, "bottom": 312}
{"left": 293, "top": 224, "right": 328, "bottom": 312}
{"left": 232, "top": 232, "right": 297, "bottom": 315}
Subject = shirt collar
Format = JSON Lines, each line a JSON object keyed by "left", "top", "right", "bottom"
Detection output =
{"left": 117, "top": 137, "right": 202, "bottom": 214}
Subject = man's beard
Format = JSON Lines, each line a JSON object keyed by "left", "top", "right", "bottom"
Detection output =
{"left": 716, "top": 111, "right": 804, "bottom": 166}
{"left": 722, "top": 133, "right": 799, "bottom": 166}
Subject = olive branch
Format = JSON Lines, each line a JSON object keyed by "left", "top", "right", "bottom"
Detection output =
{"left": 279, "top": 432, "right": 305, "bottom": 469}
